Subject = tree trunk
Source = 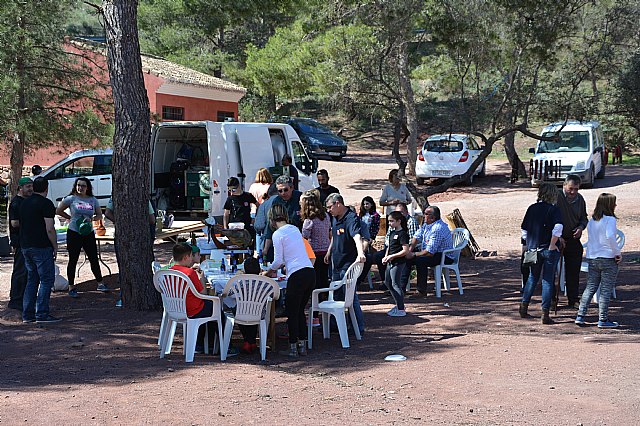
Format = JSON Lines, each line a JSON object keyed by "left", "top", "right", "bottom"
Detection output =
{"left": 397, "top": 43, "right": 418, "bottom": 176}
{"left": 103, "top": 0, "right": 159, "bottom": 310}
{"left": 503, "top": 131, "right": 527, "bottom": 180}
{"left": 392, "top": 111, "right": 407, "bottom": 176}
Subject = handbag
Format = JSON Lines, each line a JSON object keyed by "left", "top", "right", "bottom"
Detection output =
{"left": 523, "top": 249, "right": 543, "bottom": 266}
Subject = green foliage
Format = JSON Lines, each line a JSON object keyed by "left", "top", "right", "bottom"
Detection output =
{"left": 0, "top": 0, "right": 111, "bottom": 157}
{"left": 243, "top": 22, "right": 316, "bottom": 98}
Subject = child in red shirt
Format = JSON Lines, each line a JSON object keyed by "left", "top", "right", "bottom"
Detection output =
{"left": 170, "top": 243, "right": 216, "bottom": 353}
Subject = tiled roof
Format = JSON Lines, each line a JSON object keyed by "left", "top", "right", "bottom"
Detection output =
{"left": 69, "top": 38, "right": 246, "bottom": 94}
{"left": 140, "top": 54, "right": 246, "bottom": 94}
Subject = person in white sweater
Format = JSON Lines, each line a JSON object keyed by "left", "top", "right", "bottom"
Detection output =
{"left": 575, "top": 193, "right": 622, "bottom": 329}
{"left": 262, "top": 203, "right": 315, "bottom": 357}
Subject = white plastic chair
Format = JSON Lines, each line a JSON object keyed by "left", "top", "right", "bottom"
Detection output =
{"left": 308, "top": 261, "right": 364, "bottom": 349}
{"left": 220, "top": 274, "right": 280, "bottom": 361}
{"left": 152, "top": 261, "right": 173, "bottom": 347}
{"left": 154, "top": 269, "right": 226, "bottom": 362}
{"left": 435, "top": 228, "right": 469, "bottom": 298}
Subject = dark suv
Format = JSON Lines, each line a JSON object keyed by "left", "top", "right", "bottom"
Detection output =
{"left": 284, "top": 118, "right": 348, "bottom": 160}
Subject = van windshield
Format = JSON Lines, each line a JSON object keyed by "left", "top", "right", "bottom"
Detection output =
{"left": 424, "top": 139, "right": 463, "bottom": 153}
{"left": 538, "top": 131, "right": 590, "bottom": 153}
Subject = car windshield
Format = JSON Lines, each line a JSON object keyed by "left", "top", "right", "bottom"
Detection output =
{"left": 424, "top": 139, "right": 463, "bottom": 153}
{"left": 538, "top": 131, "right": 590, "bottom": 153}
{"left": 294, "top": 120, "right": 333, "bottom": 135}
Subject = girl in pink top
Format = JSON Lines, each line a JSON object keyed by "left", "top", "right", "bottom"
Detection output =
{"left": 248, "top": 168, "right": 273, "bottom": 214}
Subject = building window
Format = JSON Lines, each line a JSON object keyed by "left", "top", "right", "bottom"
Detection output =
{"left": 162, "top": 106, "right": 184, "bottom": 121}
{"left": 217, "top": 111, "right": 235, "bottom": 122}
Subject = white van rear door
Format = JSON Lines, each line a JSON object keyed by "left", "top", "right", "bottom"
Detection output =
{"left": 235, "top": 126, "right": 275, "bottom": 190}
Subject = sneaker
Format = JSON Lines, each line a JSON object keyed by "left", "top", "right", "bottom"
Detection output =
{"left": 226, "top": 346, "right": 240, "bottom": 357}
{"left": 22, "top": 318, "right": 36, "bottom": 323}
{"left": 387, "top": 306, "right": 398, "bottom": 316}
{"left": 388, "top": 309, "right": 407, "bottom": 317}
{"left": 36, "top": 315, "right": 62, "bottom": 324}
{"left": 575, "top": 316, "right": 586, "bottom": 326}
{"left": 312, "top": 317, "right": 321, "bottom": 327}
{"left": 597, "top": 320, "right": 619, "bottom": 329}
{"left": 97, "top": 283, "right": 110, "bottom": 292}
{"left": 115, "top": 299, "right": 123, "bottom": 308}
{"left": 68, "top": 288, "right": 79, "bottom": 298}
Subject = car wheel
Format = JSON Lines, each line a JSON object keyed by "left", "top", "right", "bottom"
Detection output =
{"left": 583, "top": 166, "right": 595, "bottom": 188}
{"left": 596, "top": 163, "right": 605, "bottom": 179}
{"left": 416, "top": 177, "right": 425, "bottom": 185}
{"left": 478, "top": 160, "right": 486, "bottom": 177}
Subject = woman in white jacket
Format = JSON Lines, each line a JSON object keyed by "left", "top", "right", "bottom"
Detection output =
{"left": 575, "top": 193, "right": 622, "bottom": 329}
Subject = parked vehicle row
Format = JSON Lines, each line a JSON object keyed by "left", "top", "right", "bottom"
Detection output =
{"left": 37, "top": 121, "right": 319, "bottom": 219}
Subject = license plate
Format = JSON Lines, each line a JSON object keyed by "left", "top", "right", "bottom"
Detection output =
{"left": 432, "top": 170, "right": 451, "bottom": 176}
{"left": 328, "top": 152, "right": 341, "bottom": 157}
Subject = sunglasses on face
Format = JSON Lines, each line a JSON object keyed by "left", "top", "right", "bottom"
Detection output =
{"left": 278, "top": 187, "right": 290, "bottom": 193}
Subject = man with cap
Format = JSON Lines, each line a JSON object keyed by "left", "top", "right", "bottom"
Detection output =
{"left": 8, "top": 177, "right": 34, "bottom": 310}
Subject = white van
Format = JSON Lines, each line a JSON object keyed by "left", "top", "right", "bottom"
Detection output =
{"left": 529, "top": 120, "right": 606, "bottom": 188}
{"left": 38, "top": 121, "right": 318, "bottom": 217}
{"left": 151, "top": 121, "right": 318, "bottom": 218}
{"left": 39, "top": 148, "right": 113, "bottom": 207}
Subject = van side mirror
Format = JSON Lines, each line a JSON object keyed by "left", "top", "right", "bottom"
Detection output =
{"left": 311, "top": 158, "right": 318, "bottom": 173}
{"left": 529, "top": 147, "right": 535, "bottom": 154}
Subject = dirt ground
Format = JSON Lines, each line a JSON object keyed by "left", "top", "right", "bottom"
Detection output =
{"left": 1, "top": 149, "right": 639, "bottom": 425}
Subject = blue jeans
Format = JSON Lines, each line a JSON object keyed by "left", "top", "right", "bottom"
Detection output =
{"left": 333, "top": 267, "right": 365, "bottom": 334}
{"left": 522, "top": 249, "right": 560, "bottom": 310}
{"left": 22, "top": 247, "right": 56, "bottom": 321}
{"left": 578, "top": 258, "right": 618, "bottom": 322}
{"left": 385, "top": 263, "right": 406, "bottom": 310}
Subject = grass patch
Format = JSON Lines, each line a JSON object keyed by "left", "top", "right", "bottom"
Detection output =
{"left": 620, "top": 154, "right": 640, "bottom": 166}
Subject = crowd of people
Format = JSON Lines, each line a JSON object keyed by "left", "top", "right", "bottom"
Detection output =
{"left": 6, "top": 166, "right": 624, "bottom": 356}
{"left": 520, "top": 174, "right": 623, "bottom": 328}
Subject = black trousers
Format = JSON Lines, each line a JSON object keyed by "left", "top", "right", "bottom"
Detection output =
{"left": 190, "top": 299, "right": 226, "bottom": 347}
{"left": 285, "top": 267, "right": 315, "bottom": 343}
{"left": 562, "top": 238, "right": 584, "bottom": 304}
{"left": 66, "top": 230, "right": 102, "bottom": 287}
{"left": 360, "top": 248, "right": 386, "bottom": 283}
{"left": 9, "top": 247, "right": 28, "bottom": 309}
{"left": 413, "top": 253, "right": 454, "bottom": 294}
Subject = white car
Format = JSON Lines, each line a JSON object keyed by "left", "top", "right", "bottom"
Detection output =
{"left": 415, "top": 134, "right": 486, "bottom": 185}
{"left": 38, "top": 148, "right": 113, "bottom": 208}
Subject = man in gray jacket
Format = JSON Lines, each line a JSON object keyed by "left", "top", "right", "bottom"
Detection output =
{"left": 556, "top": 174, "right": 588, "bottom": 308}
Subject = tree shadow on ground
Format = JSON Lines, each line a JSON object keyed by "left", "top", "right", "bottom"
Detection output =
{"left": 1, "top": 251, "right": 638, "bottom": 389}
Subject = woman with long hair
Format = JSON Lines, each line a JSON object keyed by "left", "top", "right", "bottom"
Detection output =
{"left": 575, "top": 193, "right": 622, "bottom": 328}
{"left": 382, "top": 210, "right": 410, "bottom": 317}
{"left": 263, "top": 203, "right": 315, "bottom": 357}
{"left": 248, "top": 168, "right": 273, "bottom": 213}
{"left": 300, "top": 190, "right": 331, "bottom": 326}
{"left": 519, "top": 182, "right": 563, "bottom": 324}
{"left": 56, "top": 177, "right": 107, "bottom": 298}
{"left": 359, "top": 196, "right": 381, "bottom": 240}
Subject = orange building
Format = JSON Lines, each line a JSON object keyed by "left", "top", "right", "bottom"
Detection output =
{"left": 0, "top": 41, "right": 246, "bottom": 169}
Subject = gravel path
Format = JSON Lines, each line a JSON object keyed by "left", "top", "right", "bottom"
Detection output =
{"left": 1, "top": 149, "right": 639, "bottom": 425}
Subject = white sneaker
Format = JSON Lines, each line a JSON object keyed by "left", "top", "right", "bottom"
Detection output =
{"left": 389, "top": 309, "right": 406, "bottom": 317}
